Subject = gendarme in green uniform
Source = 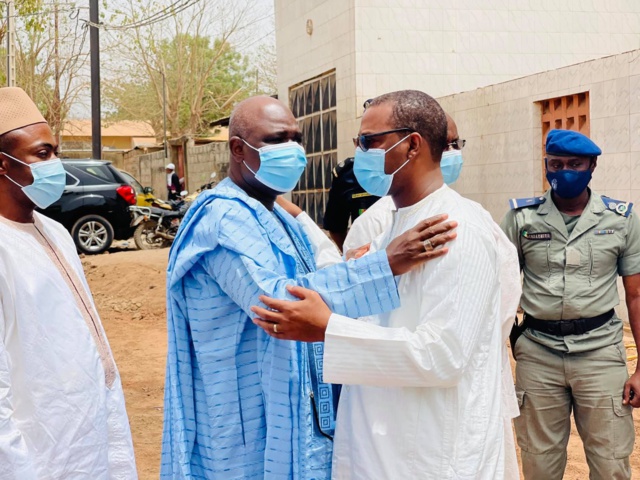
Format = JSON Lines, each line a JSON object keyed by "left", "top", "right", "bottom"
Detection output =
{"left": 500, "top": 129, "right": 640, "bottom": 480}
{"left": 501, "top": 188, "right": 640, "bottom": 353}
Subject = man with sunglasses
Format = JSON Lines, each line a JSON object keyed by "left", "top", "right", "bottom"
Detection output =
{"left": 342, "top": 112, "right": 465, "bottom": 253}
{"left": 160, "top": 95, "right": 457, "bottom": 479}
{"left": 251, "top": 90, "right": 521, "bottom": 479}
{"left": 501, "top": 129, "right": 640, "bottom": 480}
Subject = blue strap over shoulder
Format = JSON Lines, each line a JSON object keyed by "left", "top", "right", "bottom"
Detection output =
{"left": 509, "top": 196, "right": 546, "bottom": 210}
{"left": 601, "top": 195, "right": 633, "bottom": 218}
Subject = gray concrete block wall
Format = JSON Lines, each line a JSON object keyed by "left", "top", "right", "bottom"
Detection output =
{"left": 120, "top": 142, "right": 230, "bottom": 200}
{"left": 123, "top": 150, "right": 168, "bottom": 199}
{"left": 185, "top": 142, "right": 229, "bottom": 193}
{"left": 437, "top": 49, "right": 640, "bottom": 226}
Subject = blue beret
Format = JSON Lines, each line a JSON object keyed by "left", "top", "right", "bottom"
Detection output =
{"left": 545, "top": 129, "right": 602, "bottom": 157}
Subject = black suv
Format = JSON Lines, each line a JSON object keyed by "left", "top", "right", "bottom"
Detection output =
{"left": 38, "top": 159, "right": 137, "bottom": 254}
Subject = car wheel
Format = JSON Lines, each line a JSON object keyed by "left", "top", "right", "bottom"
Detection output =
{"left": 72, "top": 215, "right": 114, "bottom": 255}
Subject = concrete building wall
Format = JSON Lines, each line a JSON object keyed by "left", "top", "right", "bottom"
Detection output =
{"left": 121, "top": 142, "right": 230, "bottom": 199}
{"left": 185, "top": 142, "right": 229, "bottom": 193}
{"left": 353, "top": 0, "right": 640, "bottom": 103}
{"left": 277, "top": 0, "right": 640, "bottom": 166}
{"left": 62, "top": 135, "right": 146, "bottom": 151}
{"left": 123, "top": 150, "right": 167, "bottom": 200}
{"left": 436, "top": 48, "right": 640, "bottom": 321}
{"left": 437, "top": 49, "right": 640, "bottom": 225}
{"left": 275, "top": 0, "right": 358, "bottom": 162}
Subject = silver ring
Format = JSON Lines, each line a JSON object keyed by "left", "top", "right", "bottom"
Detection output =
{"left": 422, "top": 239, "right": 434, "bottom": 252}
{"left": 273, "top": 324, "right": 278, "bottom": 333}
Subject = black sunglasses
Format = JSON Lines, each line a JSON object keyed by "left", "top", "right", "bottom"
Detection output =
{"left": 447, "top": 139, "right": 466, "bottom": 150}
{"left": 352, "top": 128, "right": 413, "bottom": 152}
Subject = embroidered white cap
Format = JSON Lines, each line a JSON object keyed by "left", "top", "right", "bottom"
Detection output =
{"left": 0, "top": 87, "right": 47, "bottom": 136}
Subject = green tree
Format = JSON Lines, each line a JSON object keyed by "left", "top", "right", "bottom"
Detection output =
{"left": 103, "top": 0, "right": 267, "bottom": 138}
{"left": 0, "top": 0, "right": 58, "bottom": 89}
{"left": 16, "top": 9, "right": 89, "bottom": 143}
{"left": 0, "top": 2, "right": 91, "bottom": 143}
{"left": 106, "top": 34, "right": 250, "bottom": 136}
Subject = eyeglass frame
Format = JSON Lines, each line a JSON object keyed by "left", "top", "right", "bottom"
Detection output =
{"left": 352, "top": 128, "right": 414, "bottom": 152}
{"left": 446, "top": 139, "right": 466, "bottom": 151}
{"left": 362, "top": 98, "right": 465, "bottom": 152}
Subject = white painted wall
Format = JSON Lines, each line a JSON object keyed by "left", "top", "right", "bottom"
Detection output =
{"left": 438, "top": 50, "right": 640, "bottom": 223}
{"left": 275, "top": 0, "right": 358, "bottom": 162}
{"left": 277, "top": 0, "right": 640, "bottom": 161}
{"left": 437, "top": 49, "right": 640, "bottom": 321}
{"left": 353, "top": 0, "right": 640, "bottom": 103}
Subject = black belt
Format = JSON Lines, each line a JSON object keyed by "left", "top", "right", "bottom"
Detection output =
{"left": 523, "top": 309, "right": 614, "bottom": 336}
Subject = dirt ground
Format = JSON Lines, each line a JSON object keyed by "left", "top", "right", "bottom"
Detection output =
{"left": 84, "top": 248, "right": 168, "bottom": 480}
{"left": 85, "top": 247, "right": 640, "bottom": 480}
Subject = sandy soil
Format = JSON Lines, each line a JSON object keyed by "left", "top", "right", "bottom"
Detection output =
{"left": 84, "top": 248, "right": 168, "bottom": 480}
{"left": 84, "top": 247, "right": 640, "bottom": 480}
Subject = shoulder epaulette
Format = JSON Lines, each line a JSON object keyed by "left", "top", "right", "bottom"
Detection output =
{"left": 509, "top": 196, "right": 546, "bottom": 210}
{"left": 332, "top": 157, "right": 354, "bottom": 178}
{"left": 601, "top": 195, "right": 633, "bottom": 217}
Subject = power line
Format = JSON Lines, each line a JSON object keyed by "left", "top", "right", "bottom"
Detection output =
{"left": 80, "top": 0, "right": 202, "bottom": 31}
{"left": 241, "top": 28, "right": 275, "bottom": 50}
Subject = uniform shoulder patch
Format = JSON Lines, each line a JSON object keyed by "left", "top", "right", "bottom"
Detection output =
{"left": 509, "top": 196, "right": 546, "bottom": 210}
{"left": 333, "top": 157, "right": 354, "bottom": 178}
{"left": 601, "top": 195, "right": 633, "bottom": 217}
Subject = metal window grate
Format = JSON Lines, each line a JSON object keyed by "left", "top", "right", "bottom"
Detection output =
{"left": 289, "top": 71, "right": 337, "bottom": 225}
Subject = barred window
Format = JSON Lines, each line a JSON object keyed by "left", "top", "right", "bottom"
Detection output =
{"left": 289, "top": 71, "right": 337, "bottom": 224}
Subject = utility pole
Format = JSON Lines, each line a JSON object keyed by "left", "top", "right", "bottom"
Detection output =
{"left": 5, "top": 0, "right": 15, "bottom": 87}
{"left": 89, "top": 0, "right": 101, "bottom": 158}
{"left": 53, "top": 3, "right": 61, "bottom": 146}
{"left": 161, "top": 70, "right": 167, "bottom": 160}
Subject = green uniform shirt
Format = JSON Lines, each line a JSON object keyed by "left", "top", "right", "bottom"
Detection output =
{"left": 500, "top": 189, "right": 640, "bottom": 352}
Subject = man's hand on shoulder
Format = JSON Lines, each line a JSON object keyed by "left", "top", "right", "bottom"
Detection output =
{"left": 251, "top": 286, "right": 330, "bottom": 342}
{"left": 276, "top": 195, "right": 303, "bottom": 218}
{"left": 386, "top": 214, "right": 458, "bottom": 276}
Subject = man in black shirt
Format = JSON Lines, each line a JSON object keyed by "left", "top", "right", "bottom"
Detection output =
{"left": 322, "top": 157, "right": 379, "bottom": 250}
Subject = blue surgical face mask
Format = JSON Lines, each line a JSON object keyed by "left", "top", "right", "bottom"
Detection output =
{"left": 353, "top": 134, "right": 412, "bottom": 197}
{"left": 242, "top": 139, "right": 307, "bottom": 193}
{"left": 441, "top": 149, "right": 464, "bottom": 185}
{"left": 3, "top": 153, "right": 66, "bottom": 209}
{"left": 545, "top": 160, "right": 592, "bottom": 199}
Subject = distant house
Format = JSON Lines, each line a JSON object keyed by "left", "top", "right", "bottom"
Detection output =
{"left": 61, "top": 120, "right": 157, "bottom": 151}
{"left": 204, "top": 126, "right": 229, "bottom": 142}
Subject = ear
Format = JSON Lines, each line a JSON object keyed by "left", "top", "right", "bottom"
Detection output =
{"left": 229, "top": 137, "right": 245, "bottom": 164}
{"left": 0, "top": 154, "right": 8, "bottom": 175}
{"left": 590, "top": 157, "right": 598, "bottom": 171}
{"left": 407, "top": 132, "right": 422, "bottom": 159}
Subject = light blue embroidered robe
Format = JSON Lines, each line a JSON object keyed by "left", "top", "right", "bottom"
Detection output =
{"left": 161, "top": 178, "right": 400, "bottom": 479}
